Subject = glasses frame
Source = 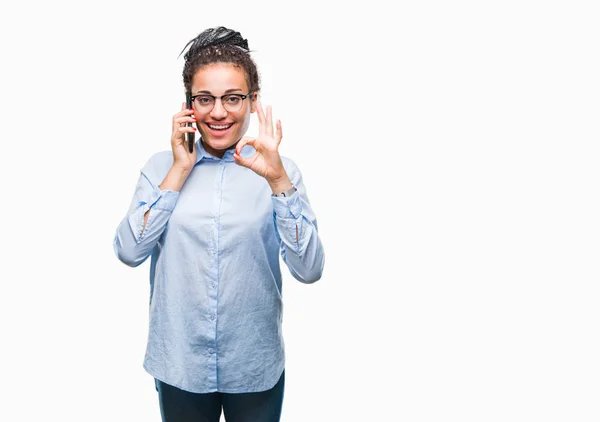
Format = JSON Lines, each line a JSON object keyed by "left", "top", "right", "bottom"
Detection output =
{"left": 190, "top": 91, "right": 255, "bottom": 112}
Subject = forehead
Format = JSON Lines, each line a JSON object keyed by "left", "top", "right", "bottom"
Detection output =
{"left": 191, "top": 63, "right": 248, "bottom": 93}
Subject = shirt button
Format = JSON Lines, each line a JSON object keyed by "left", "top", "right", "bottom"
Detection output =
{"left": 209, "top": 315, "right": 215, "bottom": 320}
{"left": 208, "top": 348, "right": 214, "bottom": 354}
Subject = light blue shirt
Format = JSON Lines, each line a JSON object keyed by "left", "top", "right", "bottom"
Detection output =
{"left": 113, "top": 139, "right": 325, "bottom": 393}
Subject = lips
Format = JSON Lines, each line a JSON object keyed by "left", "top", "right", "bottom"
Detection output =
{"left": 203, "top": 122, "right": 234, "bottom": 138}
{"left": 208, "top": 123, "right": 233, "bottom": 130}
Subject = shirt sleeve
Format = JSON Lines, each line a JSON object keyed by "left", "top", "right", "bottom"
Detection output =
{"left": 272, "top": 159, "right": 325, "bottom": 283}
{"left": 113, "top": 154, "right": 180, "bottom": 267}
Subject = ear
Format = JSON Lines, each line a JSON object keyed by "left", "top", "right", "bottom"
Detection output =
{"left": 250, "top": 91, "right": 258, "bottom": 113}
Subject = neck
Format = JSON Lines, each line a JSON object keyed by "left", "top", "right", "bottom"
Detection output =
{"left": 201, "top": 139, "right": 238, "bottom": 159}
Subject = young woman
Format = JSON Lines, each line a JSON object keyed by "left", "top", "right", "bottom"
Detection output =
{"left": 113, "top": 26, "right": 325, "bottom": 421}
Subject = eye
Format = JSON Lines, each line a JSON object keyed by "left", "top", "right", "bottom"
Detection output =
{"left": 195, "top": 96, "right": 214, "bottom": 105}
{"left": 224, "top": 95, "right": 242, "bottom": 105}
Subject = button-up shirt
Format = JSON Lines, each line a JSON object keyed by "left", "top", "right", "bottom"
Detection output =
{"left": 113, "top": 139, "right": 325, "bottom": 393}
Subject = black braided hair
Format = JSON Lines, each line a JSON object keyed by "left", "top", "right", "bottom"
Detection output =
{"left": 178, "top": 27, "right": 260, "bottom": 94}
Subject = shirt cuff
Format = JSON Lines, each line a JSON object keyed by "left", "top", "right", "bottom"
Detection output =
{"left": 272, "top": 192, "right": 302, "bottom": 219}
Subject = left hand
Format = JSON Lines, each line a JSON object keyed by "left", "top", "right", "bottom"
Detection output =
{"left": 234, "top": 102, "right": 288, "bottom": 183}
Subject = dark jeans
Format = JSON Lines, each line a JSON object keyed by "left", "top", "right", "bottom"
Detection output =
{"left": 155, "top": 371, "right": 285, "bottom": 422}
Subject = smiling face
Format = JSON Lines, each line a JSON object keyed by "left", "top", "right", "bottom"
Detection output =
{"left": 191, "top": 63, "right": 257, "bottom": 158}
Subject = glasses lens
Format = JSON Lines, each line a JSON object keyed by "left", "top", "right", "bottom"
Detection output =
{"left": 193, "top": 96, "right": 215, "bottom": 111}
{"left": 193, "top": 94, "right": 247, "bottom": 112}
{"left": 222, "top": 95, "right": 244, "bottom": 112}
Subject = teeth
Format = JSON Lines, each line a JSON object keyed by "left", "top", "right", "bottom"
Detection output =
{"left": 209, "top": 124, "right": 232, "bottom": 130}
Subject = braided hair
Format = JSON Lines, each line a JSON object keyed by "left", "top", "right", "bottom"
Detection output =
{"left": 179, "top": 27, "right": 260, "bottom": 94}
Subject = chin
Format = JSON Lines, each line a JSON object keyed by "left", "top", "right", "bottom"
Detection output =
{"left": 202, "top": 137, "right": 238, "bottom": 153}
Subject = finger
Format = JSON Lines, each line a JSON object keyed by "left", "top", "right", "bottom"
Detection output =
{"left": 180, "top": 101, "right": 195, "bottom": 112}
{"left": 173, "top": 107, "right": 196, "bottom": 127}
{"left": 175, "top": 115, "right": 197, "bottom": 125}
{"left": 179, "top": 108, "right": 196, "bottom": 118}
{"left": 233, "top": 148, "right": 257, "bottom": 169}
{"left": 265, "top": 105, "right": 274, "bottom": 138}
{"left": 275, "top": 120, "right": 282, "bottom": 145}
{"left": 174, "top": 106, "right": 195, "bottom": 118}
{"left": 256, "top": 101, "right": 266, "bottom": 136}
{"left": 233, "top": 151, "right": 250, "bottom": 168}
{"left": 235, "top": 136, "right": 256, "bottom": 155}
{"left": 174, "top": 114, "right": 196, "bottom": 129}
{"left": 176, "top": 126, "right": 196, "bottom": 137}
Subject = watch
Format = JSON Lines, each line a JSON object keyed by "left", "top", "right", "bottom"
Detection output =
{"left": 274, "top": 185, "right": 297, "bottom": 198}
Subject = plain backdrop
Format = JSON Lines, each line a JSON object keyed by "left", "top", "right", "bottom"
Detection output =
{"left": 1, "top": 1, "right": 599, "bottom": 421}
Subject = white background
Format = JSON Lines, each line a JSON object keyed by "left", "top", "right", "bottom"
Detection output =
{"left": 1, "top": 1, "right": 599, "bottom": 421}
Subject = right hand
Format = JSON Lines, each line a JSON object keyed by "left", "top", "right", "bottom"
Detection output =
{"left": 170, "top": 102, "right": 197, "bottom": 172}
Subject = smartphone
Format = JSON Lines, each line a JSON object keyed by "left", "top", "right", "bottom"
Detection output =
{"left": 185, "top": 91, "right": 194, "bottom": 152}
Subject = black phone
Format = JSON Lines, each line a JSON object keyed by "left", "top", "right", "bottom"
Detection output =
{"left": 185, "top": 91, "right": 194, "bottom": 152}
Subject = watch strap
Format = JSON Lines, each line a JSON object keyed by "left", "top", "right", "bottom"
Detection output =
{"left": 274, "top": 185, "right": 297, "bottom": 198}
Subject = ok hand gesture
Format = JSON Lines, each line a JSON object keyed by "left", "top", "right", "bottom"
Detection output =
{"left": 233, "top": 102, "right": 290, "bottom": 188}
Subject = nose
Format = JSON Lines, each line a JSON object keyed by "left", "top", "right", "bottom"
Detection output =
{"left": 210, "top": 99, "right": 228, "bottom": 119}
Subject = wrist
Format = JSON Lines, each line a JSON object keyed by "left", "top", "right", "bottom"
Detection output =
{"left": 268, "top": 176, "right": 293, "bottom": 195}
{"left": 267, "top": 166, "right": 291, "bottom": 192}
{"left": 172, "top": 166, "right": 192, "bottom": 177}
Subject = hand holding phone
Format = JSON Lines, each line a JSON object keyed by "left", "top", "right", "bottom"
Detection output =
{"left": 185, "top": 91, "right": 194, "bottom": 152}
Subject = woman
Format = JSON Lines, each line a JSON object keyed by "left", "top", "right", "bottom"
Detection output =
{"left": 113, "top": 26, "right": 325, "bottom": 421}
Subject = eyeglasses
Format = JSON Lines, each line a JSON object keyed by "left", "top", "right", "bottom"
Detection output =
{"left": 190, "top": 91, "right": 254, "bottom": 113}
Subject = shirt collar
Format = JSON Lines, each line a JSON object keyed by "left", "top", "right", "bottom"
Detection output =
{"left": 195, "top": 138, "right": 256, "bottom": 163}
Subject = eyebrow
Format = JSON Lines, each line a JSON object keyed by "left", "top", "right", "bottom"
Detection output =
{"left": 193, "top": 88, "right": 244, "bottom": 95}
